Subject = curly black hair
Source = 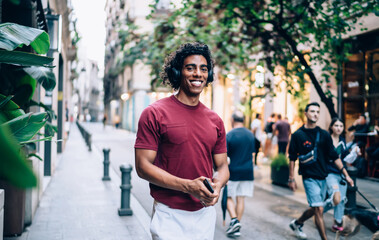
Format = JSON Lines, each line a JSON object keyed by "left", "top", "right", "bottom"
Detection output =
{"left": 160, "top": 42, "right": 215, "bottom": 90}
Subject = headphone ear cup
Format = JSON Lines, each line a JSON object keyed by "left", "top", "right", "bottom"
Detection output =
{"left": 207, "top": 68, "right": 213, "bottom": 82}
{"left": 172, "top": 67, "right": 181, "bottom": 81}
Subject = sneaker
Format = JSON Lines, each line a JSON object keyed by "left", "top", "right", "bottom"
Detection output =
{"left": 226, "top": 218, "right": 241, "bottom": 235}
{"left": 289, "top": 219, "right": 307, "bottom": 239}
{"left": 332, "top": 224, "right": 344, "bottom": 232}
{"left": 227, "top": 228, "right": 241, "bottom": 238}
{"left": 332, "top": 220, "right": 344, "bottom": 232}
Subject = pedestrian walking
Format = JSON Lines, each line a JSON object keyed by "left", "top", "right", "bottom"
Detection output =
{"left": 114, "top": 115, "right": 120, "bottom": 129}
{"left": 134, "top": 42, "right": 229, "bottom": 240}
{"left": 287, "top": 102, "right": 354, "bottom": 240}
{"left": 102, "top": 114, "right": 107, "bottom": 129}
{"left": 263, "top": 113, "right": 276, "bottom": 160}
{"left": 323, "top": 117, "right": 361, "bottom": 232}
{"left": 225, "top": 111, "right": 255, "bottom": 238}
{"left": 250, "top": 113, "right": 263, "bottom": 167}
{"left": 274, "top": 114, "right": 291, "bottom": 154}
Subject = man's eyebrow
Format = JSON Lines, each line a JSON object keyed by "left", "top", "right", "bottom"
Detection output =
{"left": 184, "top": 64, "right": 209, "bottom": 68}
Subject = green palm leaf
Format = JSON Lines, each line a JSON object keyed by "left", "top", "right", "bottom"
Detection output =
{"left": 24, "top": 66, "right": 56, "bottom": 91}
{"left": 0, "top": 94, "right": 25, "bottom": 121}
{"left": 0, "top": 22, "right": 50, "bottom": 54}
{"left": 2, "top": 112, "right": 47, "bottom": 142}
{"left": 0, "top": 117, "right": 37, "bottom": 188}
{"left": 0, "top": 50, "right": 53, "bottom": 67}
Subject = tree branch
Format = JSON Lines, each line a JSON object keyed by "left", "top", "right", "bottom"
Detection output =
{"left": 279, "top": 0, "right": 284, "bottom": 23}
{"left": 274, "top": 24, "right": 338, "bottom": 118}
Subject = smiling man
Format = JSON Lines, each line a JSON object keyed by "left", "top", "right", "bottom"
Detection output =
{"left": 134, "top": 42, "right": 229, "bottom": 240}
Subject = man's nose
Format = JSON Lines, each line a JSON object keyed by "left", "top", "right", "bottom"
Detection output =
{"left": 193, "top": 68, "right": 201, "bottom": 76}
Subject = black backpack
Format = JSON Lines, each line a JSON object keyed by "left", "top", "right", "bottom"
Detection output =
{"left": 264, "top": 122, "right": 274, "bottom": 133}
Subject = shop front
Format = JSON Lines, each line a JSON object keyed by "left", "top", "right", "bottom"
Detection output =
{"left": 343, "top": 30, "right": 379, "bottom": 178}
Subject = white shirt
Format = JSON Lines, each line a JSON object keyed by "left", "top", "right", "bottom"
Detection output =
{"left": 251, "top": 119, "right": 262, "bottom": 142}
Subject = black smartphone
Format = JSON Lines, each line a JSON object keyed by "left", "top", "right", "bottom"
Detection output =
{"left": 203, "top": 179, "right": 214, "bottom": 193}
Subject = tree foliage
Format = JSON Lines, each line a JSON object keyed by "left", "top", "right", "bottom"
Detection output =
{"left": 115, "top": 0, "right": 378, "bottom": 118}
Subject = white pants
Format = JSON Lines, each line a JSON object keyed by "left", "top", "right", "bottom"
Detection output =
{"left": 150, "top": 201, "right": 216, "bottom": 240}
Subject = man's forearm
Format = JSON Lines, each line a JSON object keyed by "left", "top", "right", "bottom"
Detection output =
{"left": 137, "top": 158, "right": 190, "bottom": 192}
{"left": 213, "top": 162, "right": 229, "bottom": 187}
{"left": 289, "top": 160, "right": 295, "bottom": 179}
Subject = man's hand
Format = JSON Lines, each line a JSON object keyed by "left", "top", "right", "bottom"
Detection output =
{"left": 288, "top": 180, "right": 297, "bottom": 191}
{"left": 185, "top": 177, "right": 219, "bottom": 207}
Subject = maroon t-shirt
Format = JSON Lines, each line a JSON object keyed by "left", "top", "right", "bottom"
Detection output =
{"left": 135, "top": 95, "right": 227, "bottom": 211}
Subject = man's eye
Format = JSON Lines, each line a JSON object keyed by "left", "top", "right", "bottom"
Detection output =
{"left": 201, "top": 68, "right": 208, "bottom": 72}
{"left": 187, "top": 67, "right": 194, "bottom": 71}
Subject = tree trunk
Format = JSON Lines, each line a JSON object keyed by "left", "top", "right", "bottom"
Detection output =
{"left": 276, "top": 26, "right": 338, "bottom": 119}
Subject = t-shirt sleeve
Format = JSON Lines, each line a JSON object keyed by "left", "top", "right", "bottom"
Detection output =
{"left": 288, "top": 133, "right": 298, "bottom": 161}
{"left": 134, "top": 106, "right": 160, "bottom": 151}
{"left": 213, "top": 118, "right": 227, "bottom": 154}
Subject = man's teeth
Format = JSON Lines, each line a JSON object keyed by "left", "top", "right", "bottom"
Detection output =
{"left": 191, "top": 81, "right": 202, "bottom": 86}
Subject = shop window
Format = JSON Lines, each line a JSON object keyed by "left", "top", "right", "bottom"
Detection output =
{"left": 343, "top": 52, "right": 365, "bottom": 129}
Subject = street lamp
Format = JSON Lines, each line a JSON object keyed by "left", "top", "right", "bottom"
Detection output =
{"left": 121, "top": 93, "right": 130, "bottom": 101}
{"left": 45, "top": 3, "right": 62, "bottom": 53}
{"left": 44, "top": 3, "right": 62, "bottom": 174}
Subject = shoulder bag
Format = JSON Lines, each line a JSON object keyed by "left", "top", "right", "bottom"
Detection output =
{"left": 298, "top": 130, "right": 320, "bottom": 166}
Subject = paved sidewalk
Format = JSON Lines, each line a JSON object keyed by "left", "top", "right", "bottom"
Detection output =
{"left": 7, "top": 122, "right": 377, "bottom": 240}
{"left": 5, "top": 123, "right": 150, "bottom": 240}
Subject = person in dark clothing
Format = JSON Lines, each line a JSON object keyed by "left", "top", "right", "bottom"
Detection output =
{"left": 348, "top": 115, "right": 369, "bottom": 148}
{"left": 225, "top": 111, "right": 255, "bottom": 238}
{"left": 274, "top": 114, "right": 291, "bottom": 154}
{"left": 288, "top": 102, "right": 354, "bottom": 240}
{"left": 250, "top": 113, "right": 262, "bottom": 166}
{"left": 263, "top": 113, "right": 276, "bottom": 159}
{"left": 323, "top": 118, "right": 360, "bottom": 232}
{"left": 102, "top": 114, "right": 107, "bottom": 129}
{"left": 264, "top": 113, "right": 276, "bottom": 136}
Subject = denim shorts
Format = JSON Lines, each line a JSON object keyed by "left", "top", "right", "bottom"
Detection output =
{"left": 303, "top": 178, "right": 327, "bottom": 207}
{"left": 325, "top": 173, "right": 347, "bottom": 197}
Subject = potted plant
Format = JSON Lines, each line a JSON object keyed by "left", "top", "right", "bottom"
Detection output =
{"left": 270, "top": 153, "right": 290, "bottom": 187}
{"left": 0, "top": 22, "right": 56, "bottom": 236}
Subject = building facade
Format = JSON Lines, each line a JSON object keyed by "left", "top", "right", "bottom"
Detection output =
{"left": 0, "top": 0, "right": 77, "bottom": 234}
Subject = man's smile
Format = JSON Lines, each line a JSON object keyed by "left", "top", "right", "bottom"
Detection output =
{"left": 189, "top": 80, "right": 203, "bottom": 87}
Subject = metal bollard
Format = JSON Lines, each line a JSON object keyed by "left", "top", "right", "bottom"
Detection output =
{"left": 118, "top": 164, "right": 133, "bottom": 216}
{"left": 102, "top": 148, "right": 111, "bottom": 181}
{"left": 88, "top": 134, "right": 92, "bottom": 151}
{"left": 345, "top": 166, "right": 358, "bottom": 209}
